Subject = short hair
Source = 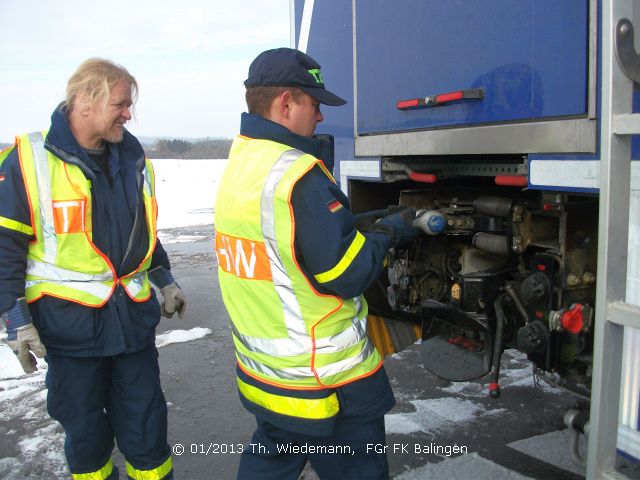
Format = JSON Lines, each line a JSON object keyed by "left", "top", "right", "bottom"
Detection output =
{"left": 245, "top": 85, "right": 304, "bottom": 117}
{"left": 66, "top": 58, "right": 138, "bottom": 113}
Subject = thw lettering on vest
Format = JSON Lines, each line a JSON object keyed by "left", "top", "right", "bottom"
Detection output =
{"left": 215, "top": 232, "right": 272, "bottom": 280}
{"left": 52, "top": 199, "right": 85, "bottom": 233}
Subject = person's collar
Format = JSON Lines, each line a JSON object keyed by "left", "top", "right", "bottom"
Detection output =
{"left": 239, "top": 113, "right": 333, "bottom": 170}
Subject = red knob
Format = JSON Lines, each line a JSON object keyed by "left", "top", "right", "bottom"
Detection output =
{"left": 561, "top": 304, "right": 584, "bottom": 334}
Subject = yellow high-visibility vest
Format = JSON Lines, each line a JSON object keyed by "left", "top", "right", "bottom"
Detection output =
{"left": 215, "top": 135, "right": 382, "bottom": 396}
{"left": 10, "top": 131, "right": 157, "bottom": 306}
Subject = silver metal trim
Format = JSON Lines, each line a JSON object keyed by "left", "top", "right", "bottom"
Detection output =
{"left": 290, "top": 0, "right": 296, "bottom": 48}
{"left": 587, "top": 0, "right": 637, "bottom": 477}
{"left": 608, "top": 302, "right": 640, "bottom": 329}
{"left": 613, "top": 113, "right": 640, "bottom": 134}
{"left": 589, "top": 0, "right": 598, "bottom": 119}
{"left": 352, "top": 0, "right": 358, "bottom": 148}
{"left": 355, "top": 119, "right": 596, "bottom": 156}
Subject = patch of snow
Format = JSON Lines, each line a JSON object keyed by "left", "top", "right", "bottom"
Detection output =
{"left": 152, "top": 159, "right": 227, "bottom": 231}
{"left": 386, "top": 397, "right": 496, "bottom": 435}
{"left": 0, "top": 324, "right": 213, "bottom": 479}
{"left": 508, "top": 429, "right": 586, "bottom": 477}
{"left": 394, "top": 452, "right": 534, "bottom": 480}
{"left": 155, "top": 327, "right": 212, "bottom": 348}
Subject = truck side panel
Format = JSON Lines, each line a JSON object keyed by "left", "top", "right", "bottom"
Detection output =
{"left": 355, "top": 0, "right": 589, "bottom": 134}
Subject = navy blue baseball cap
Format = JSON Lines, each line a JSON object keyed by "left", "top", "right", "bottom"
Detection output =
{"left": 244, "top": 48, "right": 347, "bottom": 106}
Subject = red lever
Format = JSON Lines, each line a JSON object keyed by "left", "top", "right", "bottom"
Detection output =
{"left": 561, "top": 304, "right": 584, "bottom": 334}
{"left": 404, "top": 166, "right": 437, "bottom": 183}
{"left": 495, "top": 175, "right": 528, "bottom": 187}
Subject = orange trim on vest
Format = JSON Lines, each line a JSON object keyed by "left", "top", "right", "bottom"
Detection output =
{"left": 285, "top": 160, "right": 360, "bottom": 388}
{"left": 16, "top": 136, "right": 37, "bottom": 242}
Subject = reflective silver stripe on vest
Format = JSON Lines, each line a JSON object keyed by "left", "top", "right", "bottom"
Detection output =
{"left": 27, "top": 259, "right": 112, "bottom": 282}
{"left": 234, "top": 149, "right": 374, "bottom": 381}
{"left": 232, "top": 300, "right": 367, "bottom": 357}
{"left": 261, "top": 149, "right": 310, "bottom": 347}
{"left": 143, "top": 166, "right": 152, "bottom": 196}
{"left": 237, "top": 339, "right": 375, "bottom": 381}
{"left": 124, "top": 271, "right": 146, "bottom": 297}
{"left": 25, "top": 278, "right": 112, "bottom": 299}
{"left": 25, "top": 132, "right": 115, "bottom": 299}
{"left": 28, "top": 132, "right": 57, "bottom": 264}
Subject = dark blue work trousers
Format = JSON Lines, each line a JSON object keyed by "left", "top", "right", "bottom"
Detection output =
{"left": 45, "top": 345, "right": 171, "bottom": 478}
{"left": 237, "top": 415, "right": 389, "bottom": 480}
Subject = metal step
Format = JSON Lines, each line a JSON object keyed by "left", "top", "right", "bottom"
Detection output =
{"left": 613, "top": 114, "right": 640, "bottom": 135}
{"left": 608, "top": 302, "right": 640, "bottom": 329}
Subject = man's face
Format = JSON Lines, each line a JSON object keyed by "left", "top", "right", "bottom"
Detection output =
{"left": 87, "top": 78, "right": 133, "bottom": 145}
{"left": 287, "top": 92, "right": 323, "bottom": 137}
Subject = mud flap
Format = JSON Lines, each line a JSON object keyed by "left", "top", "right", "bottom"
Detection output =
{"left": 419, "top": 300, "right": 493, "bottom": 381}
{"left": 420, "top": 335, "right": 493, "bottom": 381}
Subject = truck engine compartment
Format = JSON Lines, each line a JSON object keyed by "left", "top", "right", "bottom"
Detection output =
{"left": 354, "top": 175, "right": 598, "bottom": 397}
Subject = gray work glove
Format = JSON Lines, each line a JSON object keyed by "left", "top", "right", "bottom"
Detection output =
{"left": 4, "top": 298, "right": 46, "bottom": 374}
{"left": 160, "top": 283, "right": 187, "bottom": 319}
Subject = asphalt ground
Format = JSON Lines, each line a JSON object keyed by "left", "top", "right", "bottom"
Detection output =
{"left": 159, "top": 226, "right": 590, "bottom": 480}
{"left": 2, "top": 225, "right": 639, "bottom": 479}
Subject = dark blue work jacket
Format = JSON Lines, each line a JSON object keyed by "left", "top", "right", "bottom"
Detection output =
{"left": 0, "top": 105, "right": 170, "bottom": 357}
{"left": 236, "top": 113, "right": 396, "bottom": 435}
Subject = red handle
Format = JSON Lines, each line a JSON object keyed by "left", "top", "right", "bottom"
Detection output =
{"left": 397, "top": 88, "right": 484, "bottom": 110}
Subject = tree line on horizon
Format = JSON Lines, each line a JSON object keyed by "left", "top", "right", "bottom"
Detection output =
{"left": 0, "top": 138, "right": 234, "bottom": 160}
{"left": 146, "top": 138, "right": 232, "bottom": 159}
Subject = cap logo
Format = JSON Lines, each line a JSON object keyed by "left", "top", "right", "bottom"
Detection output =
{"left": 308, "top": 68, "right": 324, "bottom": 84}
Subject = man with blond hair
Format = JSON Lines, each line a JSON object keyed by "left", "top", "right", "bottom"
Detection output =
{"left": 0, "top": 58, "right": 185, "bottom": 479}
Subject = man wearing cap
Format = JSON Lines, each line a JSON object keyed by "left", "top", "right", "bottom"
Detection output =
{"left": 214, "top": 48, "right": 419, "bottom": 479}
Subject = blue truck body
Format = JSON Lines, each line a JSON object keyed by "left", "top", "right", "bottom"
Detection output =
{"left": 293, "top": 0, "right": 639, "bottom": 463}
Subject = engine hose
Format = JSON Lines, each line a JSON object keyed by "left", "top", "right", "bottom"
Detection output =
{"left": 489, "top": 294, "right": 507, "bottom": 399}
{"left": 504, "top": 283, "right": 530, "bottom": 324}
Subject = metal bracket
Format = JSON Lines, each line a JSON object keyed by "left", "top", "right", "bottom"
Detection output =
{"left": 614, "top": 19, "right": 640, "bottom": 84}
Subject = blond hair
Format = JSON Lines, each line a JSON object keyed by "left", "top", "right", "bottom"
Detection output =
{"left": 66, "top": 58, "right": 138, "bottom": 112}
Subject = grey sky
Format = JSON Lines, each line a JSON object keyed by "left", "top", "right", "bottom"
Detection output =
{"left": 0, "top": 0, "right": 290, "bottom": 142}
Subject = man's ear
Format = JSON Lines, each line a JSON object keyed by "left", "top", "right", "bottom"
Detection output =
{"left": 78, "top": 104, "right": 92, "bottom": 117}
{"left": 279, "top": 90, "right": 294, "bottom": 119}
{"left": 74, "top": 94, "right": 92, "bottom": 117}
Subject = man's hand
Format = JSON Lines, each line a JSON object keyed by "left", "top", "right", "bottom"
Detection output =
{"left": 378, "top": 208, "right": 421, "bottom": 247}
{"left": 7, "top": 324, "right": 46, "bottom": 374}
{"left": 4, "top": 298, "right": 46, "bottom": 374}
{"left": 160, "top": 283, "right": 187, "bottom": 319}
{"left": 149, "top": 266, "right": 187, "bottom": 319}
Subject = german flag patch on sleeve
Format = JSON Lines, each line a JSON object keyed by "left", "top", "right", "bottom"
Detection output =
{"left": 327, "top": 199, "right": 344, "bottom": 213}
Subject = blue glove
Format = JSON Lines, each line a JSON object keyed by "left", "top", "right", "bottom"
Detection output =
{"left": 354, "top": 205, "right": 406, "bottom": 231}
{"left": 378, "top": 208, "right": 421, "bottom": 247}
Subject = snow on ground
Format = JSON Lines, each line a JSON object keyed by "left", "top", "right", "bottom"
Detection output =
{"left": 386, "top": 397, "right": 506, "bottom": 435}
{"left": 509, "top": 430, "right": 587, "bottom": 477}
{"left": 0, "top": 159, "right": 221, "bottom": 476}
{"left": 394, "top": 452, "right": 533, "bottom": 480}
{"left": 437, "top": 350, "right": 561, "bottom": 398}
{"left": 0, "top": 326, "right": 212, "bottom": 478}
{"left": 153, "top": 158, "right": 227, "bottom": 234}
{"left": 155, "top": 327, "right": 212, "bottom": 348}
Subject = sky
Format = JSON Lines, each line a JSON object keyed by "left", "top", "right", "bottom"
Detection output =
{"left": 0, "top": 0, "right": 291, "bottom": 143}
